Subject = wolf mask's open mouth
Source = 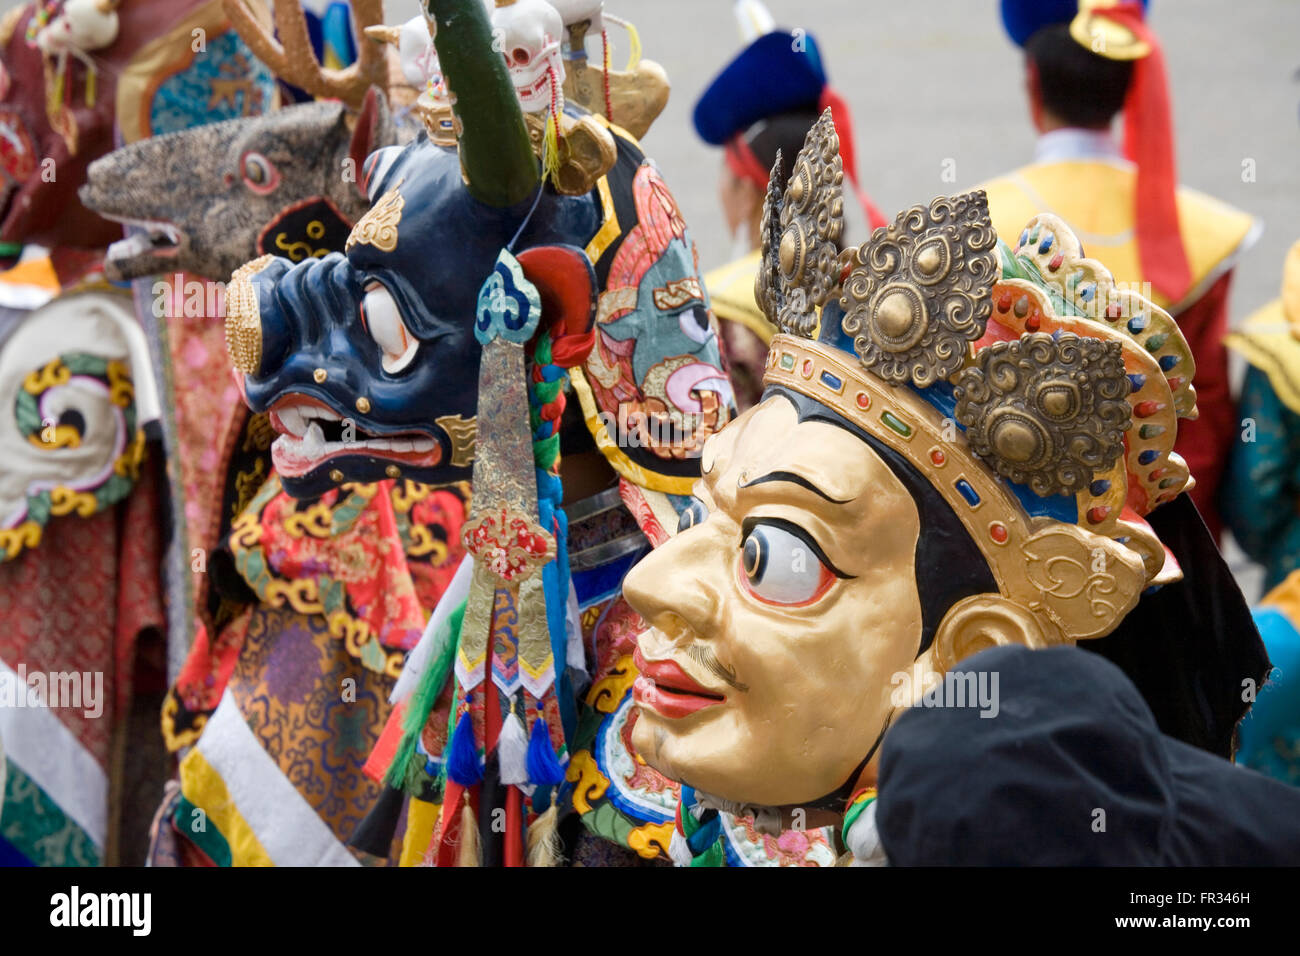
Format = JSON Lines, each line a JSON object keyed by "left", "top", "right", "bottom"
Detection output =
{"left": 104, "top": 220, "right": 184, "bottom": 279}
{"left": 268, "top": 393, "right": 443, "bottom": 478}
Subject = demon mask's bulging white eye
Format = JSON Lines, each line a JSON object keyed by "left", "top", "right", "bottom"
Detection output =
{"left": 360, "top": 282, "right": 418, "bottom": 374}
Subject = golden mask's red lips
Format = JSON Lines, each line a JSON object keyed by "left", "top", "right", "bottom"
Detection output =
{"left": 632, "top": 646, "right": 724, "bottom": 718}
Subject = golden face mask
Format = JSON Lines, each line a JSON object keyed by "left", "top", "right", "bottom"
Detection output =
{"left": 625, "top": 396, "right": 926, "bottom": 808}
{"left": 623, "top": 110, "right": 1198, "bottom": 810}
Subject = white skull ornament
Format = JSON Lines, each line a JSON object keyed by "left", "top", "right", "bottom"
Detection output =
{"left": 34, "top": 0, "right": 122, "bottom": 58}
{"left": 490, "top": 0, "right": 566, "bottom": 114}
{"left": 392, "top": 15, "right": 444, "bottom": 97}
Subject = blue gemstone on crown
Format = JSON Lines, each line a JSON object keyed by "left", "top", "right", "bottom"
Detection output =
{"left": 955, "top": 479, "right": 980, "bottom": 507}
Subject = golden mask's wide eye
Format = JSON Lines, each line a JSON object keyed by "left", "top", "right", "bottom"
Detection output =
{"left": 360, "top": 282, "right": 418, "bottom": 374}
{"left": 676, "top": 497, "right": 709, "bottom": 533}
{"left": 739, "top": 519, "right": 839, "bottom": 607}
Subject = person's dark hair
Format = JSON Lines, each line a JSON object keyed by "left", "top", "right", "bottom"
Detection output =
{"left": 773, "top": 387, "right": 997, "bottom": 655}
{"left": 1025, "top": 24, "right": 1133, "bottom": 128}
{"left": 741, "top": 109, "right": 823, "bottom": 191}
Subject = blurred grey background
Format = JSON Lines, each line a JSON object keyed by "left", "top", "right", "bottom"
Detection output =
{"left": 629, "top": 0, "right": 1300, "bottom": 330}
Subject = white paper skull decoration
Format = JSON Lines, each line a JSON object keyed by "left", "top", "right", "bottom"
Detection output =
{"left": 393, "top": 15, "right": 443, "bottom": 96}
{"left": 490, "top": 0, "right": 566, "bottom": 114}
{"left": 34, "top": 0, "right": 122, "bottom": 58}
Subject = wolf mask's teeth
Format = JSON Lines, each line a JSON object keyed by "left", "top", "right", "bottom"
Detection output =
{"left": 106, "top": 223, "right": 181, "bottom": 266}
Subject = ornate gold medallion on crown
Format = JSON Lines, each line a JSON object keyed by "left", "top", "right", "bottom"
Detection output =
{"left": 755, "top": 110, "right": 1200, "bottom": 644}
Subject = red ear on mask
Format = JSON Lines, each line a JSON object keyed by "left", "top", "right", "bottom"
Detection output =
{"left": 516, "top": 244, "right": 597, "bottom": 368}
{"left": 349, "top": 87, "right": 392, "bottom": 200}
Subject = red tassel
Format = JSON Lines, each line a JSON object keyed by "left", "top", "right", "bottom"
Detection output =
{"left": 725, "top": 133, "right": 774, "bottom": 193}
{"left": 435, "top": 780, "right": 465, "bottom": 867}
{"left": 817, "top": 86, "right": 888, "bottom": 231}
{"left": 505, "top": 786, "right": 524, "bottom": 867}
{"left": 1100, "top": 4, "right": 1192, "bottom": 303}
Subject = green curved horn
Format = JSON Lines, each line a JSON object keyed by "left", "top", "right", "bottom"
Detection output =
{"left": 427, "top": 0, "right": 540, "bottom": 207}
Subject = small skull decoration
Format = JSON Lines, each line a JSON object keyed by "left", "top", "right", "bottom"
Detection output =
{"left": 391, "top": 15, "right": 444, "bottom": 97}
{"left": 33, "top": 0, "right": 122, "bottom": 59}
{"left": 491, "top": 0, "right": 566, "bottom": 114}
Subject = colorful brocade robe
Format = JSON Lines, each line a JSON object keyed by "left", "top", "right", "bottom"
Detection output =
{"left": 156, "top": 465, "right": 467, "bottom": 866}
{"left": 0, "top": 262, "right": 164, "bottom": 866}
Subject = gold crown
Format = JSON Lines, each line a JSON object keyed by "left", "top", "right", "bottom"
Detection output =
{"left": 757, "top": 110, "right": 1197, "bottom": 644}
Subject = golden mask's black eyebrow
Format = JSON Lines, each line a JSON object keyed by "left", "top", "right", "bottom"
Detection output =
{"left": 737, "top": 470, "right": 853, "bottom": 505}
